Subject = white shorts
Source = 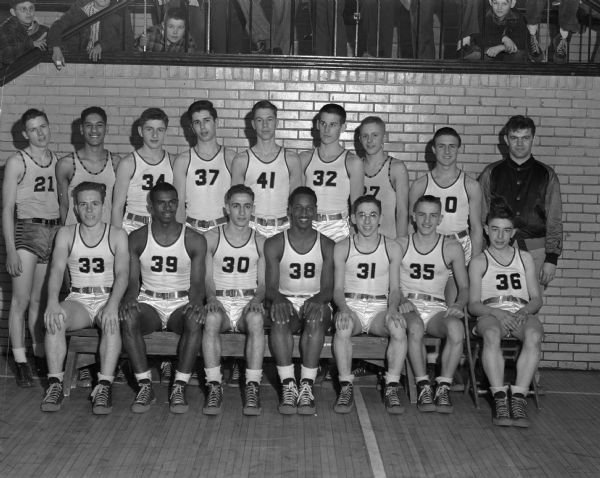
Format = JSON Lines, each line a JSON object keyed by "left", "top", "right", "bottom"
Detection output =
{"left": 138, "top": 293, "right": 188, "bottom": 328}
{"left": 122, "top": 216, "right": 149, "bottom": 234}
{"left": 249, "top": 219, "right": 289, "bottom": 238}
{"left": 312, "top": 217, "right": 349, "bottom": 243}
{"left": 216, "top": 296, "right": 252, "bottom": 332}
{"left": 64, "top": 292, "right": 110, "bottom": 323}
{"left": 487, "top": 300, "right": 522, "bottom": 314}
{"left": 408, "top": 298, "right": 448, "bottom": 327}
{"left": 346, "top": 298, "right": 387, "bottom": 334}
{"left": 446, "top": 233, "right": 472, "bottom": 271}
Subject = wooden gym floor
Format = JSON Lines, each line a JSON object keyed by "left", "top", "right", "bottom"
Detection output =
{"left": 1, "top": 365, "right": 599, "bottom": 478}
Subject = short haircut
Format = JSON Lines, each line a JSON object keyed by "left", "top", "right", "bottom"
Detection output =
{"left": 21, "top": 108, "right": 48, "bottom": 128}
{"left": 319, "top": 103, "right": 346, "bottom": 124}
{"left": 165, "top": 7, "right": 186, "bottom": 23}
{"left": 504, "top": 115, "right": 536, "bottom": 137}
{"left": 251, "top": 100, "right": 278, "bottom": 119}
{"left": 139, "top": 107, "right": 169, "bottom": 127}
{"left": 359, "top": 116, "right": 385, "bottom": 134}
{"left": 187, "top": 100, "right": 217, "bottom": 120}
{"left": 413, "top": 194, "right": 442, "bottom": 212}
{"left": 288, "top": 186, "right": 317, "bottom": 207}
{"left": 10, "top": 0, "right": 34, "bottom": 9}
{"left": 81, "top": 106, "right": 107, "bottom": 124}
{"left": 433, "top": 126, "right": 461, "bottom": 147}
{"left": 486, "top": 196, "right": 515, "bottom": 225}
{"left": 72, "top": 181, "right": 107, "bottom": 203}
{"left": 225, "top": 184, "right": 254, "bottom": 204}
{"left": 148, "top": 181, "right": 177, "bottom": 203}
{"left": 352, "top": 195, "right": 381, "bottom": 214}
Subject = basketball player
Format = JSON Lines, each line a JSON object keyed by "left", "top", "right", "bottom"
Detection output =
{"left": 41, "top": 182, "right": 128, "bottom": 414}
{"left": 112, "top": 108, "right": 174, "bottom": 233}
{"left": 173, "top": 100, "right": 235, "bottom": 233}
{"left": 333, "top": 195, "right": 407, "bottom": 415}
{"left": 231, "top": 100, "right": 302, "bottom": 238}
{"left": 120, "top": 183, "right": 206, "bottom": 414}
{"left": 2, "top": 109, "right": 60, "bottom": 386}
{"left": 264, "top": 187, "right": 335, "bottom": 415}
{"left": 202, "top": 185, "right": 266, "bottom": 416}
{"left": 398, "top": 195, "right": 469, "bottom": 414}
{"left": 300, "top": 103, "right": 364, "bottom": 242}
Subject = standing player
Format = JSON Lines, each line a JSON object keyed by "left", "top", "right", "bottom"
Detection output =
{"left": 112, "top": 108, "right": 174, "bottom": 234}
{"left": 56, "top": 106, "right": 118, "bottom": 225}
{"left": 265, "top": 187, "right": 335, "bottom": 415}
{"left": 333, "top": 195, "right": 407, "bottom": 415}
{"left": 301, "top": 103, "right": 364, "bottom": 242}
{"left": 173, "top": 100, "right": 236, "bottom": 233}
{"left": 2, "top": 109, "right": 59, "bottom": 386}
{"left": 120, "top": 183, "right": 206, "bottom": 414}
{"left": 41, "top": 182, "right": 128, "bottom": 414}
{"left": 231, "top": 100, "right": 302, "bottom": 238}
{"left": 409, "top": 127, "right": 483, "bottom": 267}
{"left": 202, "top": 185, "right": 266, "bottom": 416}
{"left": 398, "top": 195, "right": 469, "bottom": 414}
{"left": 469, "top": 197, "right": 542, "bottom": 427}
{"left": 359, "top": 116, "right": 409, "bottom": 239}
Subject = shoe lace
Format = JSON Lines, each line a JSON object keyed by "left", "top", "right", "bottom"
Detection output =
{"left": 160, "top": 361, "right": 172, "bottom": 379}
{"left": 434, "top": 384, "right": 451, "bottom": 406}
{"left": 43, "top": 382, "right": 63, "bottom": 403}
{"left": 79, "top": 367, "right": 91, "bottom": 380}
{"left": 337, "top": 384, "right": 353, "bottom": 406}
{"left": 298, "top": 381, "right": 314, "bottom": 405}
{"left": 495, "top": 396, "right": 510, "bottom": 418}
{"left": 135, "top": 382, "right": 152, "bottom": 405}
{"left": 231, "top": 362, "right": 241, "bottom": 381}
{"left": 245, "top": 382, "right": 259, "bottom": 407}
{"left": 281, "top": 381, "right": 299, "bottom": 405}
{"left": 511, "top": 396, "right": 528, "bottom": 419}
{"left": 91, "top": 382, "right": 110, "bottom": 406}
{"left": 418, "top": 384, "right": 433, "bottom": 404}
{"left": 385, "top": 385, "right": 401, "bottom": 407}
{"left": 207, "top": 383, "right": 223, "bottom": 407}
{"left": 169, "top": 383, "right": 185, "bottom": 404}
{"left": 528, "top": 34, "right": 541, "bottom": 54}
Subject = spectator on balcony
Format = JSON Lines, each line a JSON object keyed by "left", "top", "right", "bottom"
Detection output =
{"left": 0, "top": 0, "right": 48, "bottom": 66}
{"left": 357, "top": 0, "right": 413, "bottom": 58}
{"left": 482, "top": 0, "right": 528, "bottom": 62}
{"left": 48, "top": 0, "right": 133, "bottom": 69}
{"left": 136, "top": 7, "right": 197, "bottom": 53}
{"left": 410, "top": 0, "right": 483, "bottom": 60}
{"left": 315, "top": 0, "right": 349, "bottom": 56}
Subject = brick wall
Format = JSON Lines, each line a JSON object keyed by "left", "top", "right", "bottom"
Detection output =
{"left": 1, "top": 63, "right": 599, "bottom": 369}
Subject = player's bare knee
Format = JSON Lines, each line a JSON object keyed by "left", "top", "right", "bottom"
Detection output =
{"left": 446, "top": 319, "right": 464, "bottom": 344}
{"left": 481, "top": 325, "right": 502, "bottom": 347}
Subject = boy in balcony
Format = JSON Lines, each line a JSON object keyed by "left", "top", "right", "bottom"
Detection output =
{"left": 0, "top": 0, "right": 48, "bottom": 66}
{"left": 136, "top": 7, "right": 197, "bottom": 53}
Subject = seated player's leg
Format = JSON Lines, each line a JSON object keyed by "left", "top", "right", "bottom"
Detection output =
{"left": 369, "top": 309, "right": 408, "bottom": 414}
{"left": 333, "top": 309, "right": 363, "bottom": 414}
{"left": 29, "top": 262, "right": 50, "bottom": 361}
{"left": 199, "top": 306, "right": 230, "bottom": 415}
{"left": 476, "top": 314, "right": 511, "bottom": 426}
{"left": 42, "top": 299, "right": 94, "bottom": 412}
{"left": 237, "top": 304, "right": 266, "bottom": 415}
{"left": 404, "top": 310, "right": 436, "bottom": 412}
{"left": 121, "top": 303, "right": 162, "bottom": 413}
{"left": 425, "top": 310, "right": 464, "bottom": 413}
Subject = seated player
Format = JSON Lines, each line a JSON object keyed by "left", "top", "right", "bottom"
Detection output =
{"left": 202, "top": 185, "right": 266, "bottom": 416}
{"left": 398, "top": 195, "right": 469, "bottom": 414}
{"left": 265, "top": 187, "right": 334, "bottom": 415}
{"left": 41, "top": 182, "right": 128, "bottom": 414}
{"left": 469, "top": 197, "right": 543, "bottom": 428}
{"left": 333, "top": 195, "right": 407, "bottom": 415}
{"left": 120, "top": 182, "right": 206, "bottom": 414}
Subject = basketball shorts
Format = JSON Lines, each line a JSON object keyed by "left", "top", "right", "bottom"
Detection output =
{"left": 312, "top": 217, "right": 349, "bottom": 243}
{"left": 408, "top": 298, "right": 448, "bottom": 327}
{"left": 346, "top": 298, "right": 387, "bottom": 334}
{"left": 64, "top": 292, "right": 110, "bottom": 323}
{"left": 216, "top": 296, "right": 253, "bottom": 332}
{"left": 14, "top": 220, "right": 59, "bottom": 264}
{"left": 137, "top": 293, "right": 188, "bottom": 328}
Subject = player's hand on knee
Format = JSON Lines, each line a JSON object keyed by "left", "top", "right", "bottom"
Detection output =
{"left": 119, "top": 297, "right": 140, "bottom": 322}
{"left": 44, "top": 304, "right": 66, "bottom": 334}
{"left": 98, "top": 304, "right": 119, "bottom": 334}
{"left": 386, "top": 308, "right": 406, "bottom": 330}
{"left": 303, "top": 301, "right": 324, "bottom": 325}
{"left": 444, "top": 304, "right": 464, "bottom": 319}
{"left": 335, "top": 308, "right": 353, "bottom": 330}
{"left": 398, "top": 300, "right": 416, "bottom": 315}
{"left": 5, "top": 250, "right": 22, "bottom": 277}
{"left": 243, "top": 299, "right": 265, "bottom": 316}
{"left": 205, "top": 296, "right": 224, "bottom": 314}
{"left": 184, "top": 302, "right": 205, "bottom": 323}
{"left": 271, "top": 300, "right": 293, "bottom": 325}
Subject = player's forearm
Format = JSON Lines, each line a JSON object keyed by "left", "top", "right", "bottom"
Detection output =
{"left": 388, "top": 288, "right": 402, "bottom": 310}
{"left": 468, "top": 301, "right": 495, "bottom": 318}
{"left": 46, "top": 268, "right": 65, "bottom": 305}
{"left": 333, "top": 289, "right": 348, "bottom": 311}
{"left": 2, "top": 209, "right": 17, "bottom": 251}
{"left": 453, "top": 287, "right": 469, "bottom": 310}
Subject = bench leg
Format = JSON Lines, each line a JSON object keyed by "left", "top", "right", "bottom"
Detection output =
{"left": 63, "top": 350, "right": 78, "bottom": 398}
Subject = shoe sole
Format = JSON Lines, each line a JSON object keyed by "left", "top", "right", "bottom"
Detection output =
{"left": 492, "top": 418, "right": 513, "bottom": 427}
{"left": 243, "top": 406, "right": 262, "bottom": 416}
{"left": 417, "top": 404, "right": 436, "bottom": 413}
{"left": 131, "top": 398, "right": 156, "bottom": 414}
{"left": 435, "top": 406, "right": 454, "bottom": 414}
{"left": 386, "top": 406, "right": 405, "bottom": 415}
{"left": 170, "top": 404, "right": 189, "bottom": 414}
{"left": 41, "top": 404, "right": 62, "bottom": 412}
{"left": 334, "top": 404, "right": 354, "bottom": 414}
{"left": 93, "top": 406, "right": 113, "bottom": 415}
{"left": 297, "top": 406, "right": 316, "bottom": 415}
{"left": 203, "top": 406, "right": 223, "bottom": 416}
{"left": 511, "top": 419, "right": 530, "bottom": 428}
{"left": 278, "top": 405, "right": 297, "bottom": 415}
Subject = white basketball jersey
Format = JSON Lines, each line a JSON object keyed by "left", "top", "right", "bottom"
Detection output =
{"left": 244, "top": 148, "right": 290, "bottom": 219}
{"left": 66, "top": 152, "right": 116, "bottom": 225}
{"left": 16, "top": 150, "right": 59, "bottom": 219}
{"left": 140, "top": 225, "right": 190, "bottom": 293}
{"left": 67, "top": 223, "right": 114, "bottom": 288}
{"left": 279, "top": 230, "right": 323, "bottom": 296}
{"left": 344, "top": 235, "right": 390, "bottom": 296}
{"left": 185, "top": 147, "right": 231, "bottom": 221}
{"left": 400, "top": 234, "right": 449, "bottom": 301}
{"left": 481, "top": 248, "right": 530, "bottom": 303}
{"left": 424, "top": 171, "right": 469, "bottom": 235}
{"left": 212, "top": 227, "right": 259, "bottom": 291}
{"left": 364, "top": 156, "right": 397, "bottom": 238}
{"left": 304, "top": 149, "right": 350, "bottom": 215}
{"left": 125, "top": 151, "right": 173, "bottom": 216}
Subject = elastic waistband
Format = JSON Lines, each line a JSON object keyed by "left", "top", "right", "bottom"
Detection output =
{"left": 406, "top": 293, "right": 446, "bottom": 304}
{"left": 187, "top": 216, "right": 227, "bottom": 229}
{"left": 125, "top": 212, "right": 150, "bottom": 224}
{"left": 483, "top": 295, "right": 528, "bottom": 306}
{"left": 315, "top": 211, "right": 348, "bottom": 222}
{"left": 71, "top": 286, "right": 112, "bottom": 294}
{"left": 345, "top": 292, "right": 387, "bottom": 301}
{"left": 17, "top": 218, "right": 59, "bottom": 226}
{"left": 445, "top": 229, "right": 469, "bottom": 239}
{"left": 251, "top": 215, "right": 288, "bottom": 227}
{"left": 215, "top": 289, "right": 255, "bottom": 297}
{"left": 141, "top": 289, "right": 188, "bottom": 299}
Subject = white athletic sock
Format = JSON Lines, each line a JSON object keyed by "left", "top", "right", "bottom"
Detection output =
{"left": 511, "top": 385, "right": 528, "bottom": 396}
{"left": 174, "top": 371, "right": 191, "bottom": 384}
{"left": 527, "top": 25, "right": 538, "bottom": 35}
{"left": 490, "top": 385, "right": 509, "bottom": 395}
{"left": 276, "top": 364, "right": 295, "bottom": 383}
{"left": 32, "top": 343, "right": 45, "bottom": 357}
{"left": 245, "top": 368, "right": 262, "bottom": 384}
{"left": 415, "top": 375, "right": 429, "bottom": 384}
{"left": 12, "top": 347, "right": 27, "bottom": 363}
{"left": 385, "top": 372, "right": 401, "bottom": 385}
{"left": 48, "top": 372, "right": 64, "bottom": 382}
{"left": 204, "top": 366, "right": 222, "bottom": 384}
{"left": 339, "top": 374, "right": 355, "bottom": 384}
{"left": 457, "top": 36, "right": 470, "bottom": 50}
{"left": 135, "top": 370, "right": 152, "bottom": 382}
{"left": 435, "top": 376, "right": 453, "bottom": 385}
{"left": 300, "top": 365, "right": 318, "bottom": 383}
{"left": 97, "top": 373, "right": 114, "bottom": 384}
